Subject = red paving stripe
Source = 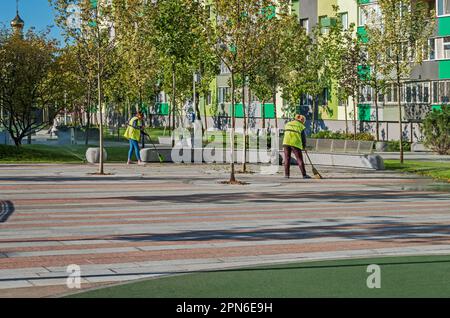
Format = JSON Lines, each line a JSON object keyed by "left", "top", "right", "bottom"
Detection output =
{"left": 1, "top": 228, "right": 449, "bottom": 254}
{"left": 0, "top": 239, "right": 447, "bottom": 270}
{"left": 4, "top": 208, "right": 450, "bottom": 229}
{"left": 10, "top": 200, "right": 450, "bottom": 215}
{"left": 0, "top": 183, "right": 189, "bottom": 190}
{"left": 8, "top": 205, "right": 450, "bottom": 222}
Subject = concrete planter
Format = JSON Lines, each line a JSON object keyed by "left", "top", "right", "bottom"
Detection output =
{"left": 158, "top": 137, "right": 172, "bottom": 145}
{"left": 85, "top": 148, "right": 107, "bottom": 164}
{"left": 412, "top": 142, "right": 431, "bottom": 152}
{"left": 375, "top": 141, "right": 389, "bottom": 152}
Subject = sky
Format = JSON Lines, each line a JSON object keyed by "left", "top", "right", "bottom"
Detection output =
{"left": 0, "top": 0, "right": 63, "bottom": 41}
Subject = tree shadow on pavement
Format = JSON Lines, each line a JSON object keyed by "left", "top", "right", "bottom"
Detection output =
{"left": 0, "top": 201, "right": 14, "bottom": 223}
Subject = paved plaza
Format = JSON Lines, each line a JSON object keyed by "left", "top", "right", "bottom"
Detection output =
{"left": 0, "top": 163, "right": 449, "bottom": 297}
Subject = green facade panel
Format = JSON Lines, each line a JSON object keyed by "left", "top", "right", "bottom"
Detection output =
{"left": 156, "top": 103, "right": 170, "bottom": 116}
{"left": 358, "top": 104, "right": 371, "bottom": 121}
{"left": 261, "top": 103, "right": 275, "bottom": 119}
{"left": 439, "top": 60, "right": 450, "bottom": 79}
{"left": 438, "top": 17, "right": 450, "bottom": 36}
{"left": 357, "top": 26, "right": 368, "bottom": 43}
{"left": 229, "top": 103, "right": 244, "bottom": 118}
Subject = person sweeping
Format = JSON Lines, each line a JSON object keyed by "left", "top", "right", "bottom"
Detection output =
{"left": 283, "top": 114, "right": 311, "bottom": 179}
{"left": 124, "top": 111, "right": 145, "bottom": 165}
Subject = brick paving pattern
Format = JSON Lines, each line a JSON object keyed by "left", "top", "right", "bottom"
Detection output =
{"left": 0, "top": 163, "right": 449, "bottom": 297}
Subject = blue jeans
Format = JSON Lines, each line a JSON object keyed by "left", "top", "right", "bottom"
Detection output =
{"left": 128, "top": 139, "right": 141, "bottom": 161}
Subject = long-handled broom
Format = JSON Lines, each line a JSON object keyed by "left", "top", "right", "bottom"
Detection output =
{"left": 141, "top": 131, "right": 165, "bottom": 163}
{"left": 304, "top": 149, "right": 323, "bottom": 179}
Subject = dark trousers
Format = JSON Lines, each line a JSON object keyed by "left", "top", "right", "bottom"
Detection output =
{"left": 283, "top": 145, "right": 306, "bottom": 177}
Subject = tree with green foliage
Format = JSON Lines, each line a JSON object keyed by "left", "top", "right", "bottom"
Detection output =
{"left": 0, "top": 27, "right": 77, "bottom": 146}
{"left": 112, "top": 0, "right": 160, "bottom": 127}
{"left": 363, "top": 22, "right": 392, "bottom": 142}
{"left": 251, "top": 12, "right": 300, "bottom": 130}
{"left": 208, "top": 0, "right": 286, "bottom": 180}
{"left": 151, "top": 0, "right": 205, "bottom": 146}
{"left": 422, "top": 106, "right": 449, "bottom": 155}
{"left": 334, "top": 24, "right": 366, "bottom": 139}
{"left": 369, "top": 0, "right": 435, "bottom": 163}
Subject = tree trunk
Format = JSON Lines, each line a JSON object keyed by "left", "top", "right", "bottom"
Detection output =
{"left": 397, "top": 79, "right": 404, "bottom": 164}
{"left": 242, "top": 74, "right": 247, "bottom": 173}
{"left": 98, "top": 51, "right": 104, "bottom": 175}
{"left": 353, "top": 94, "right": 357, "bottom": 140}
{"left": 13, "top": 136, "right": 21, "bottom": 147}
{"left": 229, "top": 72, "right": 236, "bottom": 183}
{"left": 344, "top": 100, "right": 349, "bottom": 135}
{"left": 171, "top": 62, "right": 176, "bottom": 148}
{"left": 312, "top": 97, "right": 317, "bottom": 135}
{"left": 85, "top": 84, "right": 91, "bottom": 146}
{"left": 375, "top": 89, "right": 380, "bottom": 142}
{"left": 203, "top": 94, "right": 208, "bottom": 136}
{"left": 273, "top": 86, "right": 278, "bottom": 129}
{"left": 262, "top": 100, "right": 266, "bottom": 129}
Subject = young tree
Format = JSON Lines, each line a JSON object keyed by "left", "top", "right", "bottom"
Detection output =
{"left": 372, "top": 0, "right": 435, "bottom": 163}
{"left": 364, "top": 25, "right": 391, "bottom": 142}
{"left": 208, "top": 0, "right": 286, "bottom": 181}
{"left": 335, "top": 29, "right": 366, "bottom": 138}
{"left": 51, "top": 0, "right": 117, "bottom": 174}
{"left": 113, "top": 0, "right": 159, "bottom": 126}
{"left": 284, "top": 24, "right": 331, "bottom": 135}
{"left": 151, "top": 0, "right": 205, "bottom": 146}
{"left": 251, "top": 12, "right": 299, "bottom": 130}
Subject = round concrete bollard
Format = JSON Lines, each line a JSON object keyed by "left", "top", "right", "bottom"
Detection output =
{"left": 85, "top": 148, "right": 107, "bottom": 164}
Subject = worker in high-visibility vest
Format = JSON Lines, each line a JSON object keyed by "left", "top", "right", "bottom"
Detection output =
{"left": 124, "top": 111, "right": 145, "bottom": 165}
{"left": 283, "top": 114, "right": 311, "bottom": 179}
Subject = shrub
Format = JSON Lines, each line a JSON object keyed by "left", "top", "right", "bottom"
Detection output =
{"left": 421, "top": 106, "right": 450, "bottom": 155}
{"left": 387, "top": 141, "right": 411, "bottom": 152}
{"left": 311, "top": 130, "right": 375, "bottom": 141}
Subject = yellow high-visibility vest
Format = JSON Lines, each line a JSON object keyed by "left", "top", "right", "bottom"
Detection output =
{"left": 123, "top": 117, "right": 142, "bottom": 141}
{"left": 283, "top": 120, "right": 306, "bottom": 150}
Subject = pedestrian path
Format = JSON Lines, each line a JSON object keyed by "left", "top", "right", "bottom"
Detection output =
{"left": 0, "top": 164, "right": 449, "bottom": 297}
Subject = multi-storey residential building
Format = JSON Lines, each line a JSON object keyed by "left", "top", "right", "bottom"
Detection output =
{"left": 199, "top": 0, "right": 441, "bottom": 137}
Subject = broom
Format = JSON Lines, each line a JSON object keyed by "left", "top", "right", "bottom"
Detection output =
{"left": 304, "top": 149, "right": 323, "bottom": 179}
{"left": 141, "top": 131, "right": 165, "bottom": 163}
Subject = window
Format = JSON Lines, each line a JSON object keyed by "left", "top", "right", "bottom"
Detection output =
{"left": 300, "top": 18, "right": 309, "bottom": 33}
{"left": 206, "top": 91, "right": 212, "bottom": 105}
{"left": 403, "top": 82, "right": 431, "bottom": 104}
{"left": 444, "top": 37, "right": 450, "bottom": 59}
{"left": 220, "top": 61, "right": 230, "bottom": 75}
{"left": 433, "top": 81, "right": 439, "bottom": 103}
{"left": 359, "top": 86, "right": 372, "bottom": 103}
{"left": 339, "top": 12, "right": 348, "bottom": 30}
{"left": 319, "top": 16, "right": 328, "bottom": 34}
{"left": 428, "top": 38, "right": 436, "bottom": 60}
{"left": 437, "top": 0, "right": 450, "bottom": 16}
{"left": 359, "top": 4, "right": 381, "bottom": 26}
{"left": 386, "top": 86, "right": 392, "bottom": 103}
{"left": 218, "top": 87, "right": 230, "bottom": 104}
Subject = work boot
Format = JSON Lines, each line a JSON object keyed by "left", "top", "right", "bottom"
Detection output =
{"left": 303, "top": 175, "right": 312, "bottom": 179}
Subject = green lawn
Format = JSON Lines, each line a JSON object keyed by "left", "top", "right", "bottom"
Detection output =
{"left": 385, "top": 160, "right": 450, "bottom": 182}
{"left": 0, "top": 144, "right": 129, "bottom": 163}
{"left": 68, "top": 254, "right": 450, "bottom": 298}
